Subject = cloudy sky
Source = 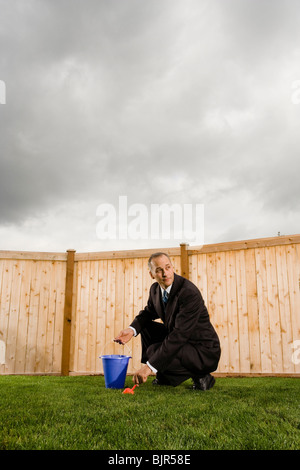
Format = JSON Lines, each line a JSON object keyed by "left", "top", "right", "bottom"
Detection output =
{"left": 0, "top": 0, "right": 300, "bottom": 252}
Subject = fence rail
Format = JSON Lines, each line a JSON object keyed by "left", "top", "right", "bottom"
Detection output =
{"left": 0, "top": 234, "right": 299, "bottom": 376}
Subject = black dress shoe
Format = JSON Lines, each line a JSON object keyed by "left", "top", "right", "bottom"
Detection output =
{"left": 152, "top": 378, "right": 163, "bottom": 386}
{"left": 152, "top": 377, "right": 171, "bottom": 386}
{"left": 192, "top": 373, "right": 215, "bottom": 391}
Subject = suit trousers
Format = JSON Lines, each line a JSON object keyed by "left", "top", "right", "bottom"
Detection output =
{"left": 140, "top": 321, "right": 206, "bottom": 386}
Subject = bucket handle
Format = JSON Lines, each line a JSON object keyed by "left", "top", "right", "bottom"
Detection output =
{"left": 100, "top": 340, "right": 132, "bottom": 358}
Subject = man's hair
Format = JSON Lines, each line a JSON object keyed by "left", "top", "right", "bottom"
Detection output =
{"left": 148, "top": 252, "right": 172, "bottom": 271}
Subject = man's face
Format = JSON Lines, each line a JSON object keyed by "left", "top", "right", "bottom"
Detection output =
{"left": 149, "top": 255, "right": 175, "bottom": 289}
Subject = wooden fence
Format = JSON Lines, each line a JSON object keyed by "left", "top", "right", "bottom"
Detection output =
{"left": 0, "top": 234, "right": 299, "bottom": 377}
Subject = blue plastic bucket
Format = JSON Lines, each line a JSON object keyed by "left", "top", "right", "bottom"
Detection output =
{"left": 100, "top": 354, "right": 131, "bottom": 389}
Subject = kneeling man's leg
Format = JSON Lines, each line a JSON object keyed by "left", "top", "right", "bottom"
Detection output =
{"left": 140, "top": 321, "right": 168, "bottom": 364}
{"left": 146, "top": 342, "right": 191, "bottom": 387}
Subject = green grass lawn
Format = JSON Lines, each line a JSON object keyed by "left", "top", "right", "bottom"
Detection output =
{"left": 0, "top": 375, "right": 299, "bottom": 450}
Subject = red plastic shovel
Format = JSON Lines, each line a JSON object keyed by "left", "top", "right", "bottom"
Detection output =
{"left": 122, "top": 384, "right": 138, "bottom": 395}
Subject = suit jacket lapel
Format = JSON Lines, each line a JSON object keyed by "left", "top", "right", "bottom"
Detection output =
{"left": 151, "top": 274, "right": 185, "bottom": 326}
{"left": 152, "top": 283, "right": 165, "bottom": 321}
{"left": 163, "top": 273, "right": 184, "bottom": 327}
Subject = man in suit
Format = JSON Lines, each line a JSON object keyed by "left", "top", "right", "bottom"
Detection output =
{"left": 114, "top": 252, "right": 221, "bottom": 390}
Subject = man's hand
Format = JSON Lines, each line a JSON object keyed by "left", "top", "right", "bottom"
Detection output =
{"left": 133, "top": 364, "right": 152, "bottom": 385}
{"left": 114, "top": 328, "right": 134, "bottom": 345}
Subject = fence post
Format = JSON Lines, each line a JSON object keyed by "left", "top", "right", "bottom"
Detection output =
{"left": 61, "top": 249, "right": 76, "bottom": 376}
{"left": 180, "top": 243, "right": 189, "bottom": 279}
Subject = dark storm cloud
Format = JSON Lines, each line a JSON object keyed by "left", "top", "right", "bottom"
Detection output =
{"left": 0, "top": 0, "right": 184, "bottom": 223}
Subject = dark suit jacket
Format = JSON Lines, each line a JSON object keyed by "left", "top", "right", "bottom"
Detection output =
{"left": 130, "top": 273, "right": 221, "bottom": 375}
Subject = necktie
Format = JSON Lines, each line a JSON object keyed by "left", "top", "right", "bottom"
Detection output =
{"left": 162, "top": 290, "right": 169, "bottom": 307}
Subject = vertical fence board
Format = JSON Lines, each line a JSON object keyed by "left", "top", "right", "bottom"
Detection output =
{"left": 286, "top": 244, "right": 300, "bottom": 373}
{"left": 71, "top": 260, "right": 80, "bottom": 373}
{"left": 6, "top": 261, "right": 23, "bottom": 373}
{"left": 132, "top": 258, "right": 142, "bottom": 372}
{"left": 189, "top": 253, "right": 197, "bottom": 288}
{"left": 0, "top": 260, "right": 4, "bottom": 371}
{"left": 115, "top": 259, "right": 125, "bottom": 358}
{"left": 35, "top": 261, "right": 49, "bottom": 373}
{"left": 255, "top": 248, "right": 273, "bottom": 373}
{"left": 53, "top": 261, "right": 66, "bottom": 373}
{"left": 0, "top": 260, "right": 13, "bottom": 373}
{"left": 236, "top": 250, "right": 251, "bottom": 373}
{"left": 124, "top": 259, "right": 135, "bottom": 372}
{"left": 44, "top": 262, "right": 56, "bottom": 373}
{"left": 26, "top": 261, "right": 41, "bottom": 373}
{"left": 225, "top": 251, "right": 240, "bottom": 373}
{"left": 97, "top": 260, "right": 108, "bottom": 374}
{"left": 216, "top": 252, "right": 230, "bottom": 373}
{"left": 244, "top": 249, "right": 261, "bottom": 373}
{"left": 107, "top": 260, "right": 116, "bottom": 355}
{"left": 87, "top": 260, "right": 98, "bottom": 373}
{"left": 77, "top": 261, "right": 88, "bottom": 372}
{"left": 206, "top": 253, "right": 219, "bottom": 372}
{"left": 265, "top": 247, "right": 283, "bottom": 373}
{"left": 14, "top": 260, "right": 31, "bottom": 374}
{"left": 197, "top": 254, "right": 208, "bottom": 306}
{"left": 275, "top": 245, "right": 294, "bottom": 373}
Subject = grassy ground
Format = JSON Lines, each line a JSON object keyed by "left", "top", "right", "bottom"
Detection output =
{"left": 0, "top": 375, "right": 299, "bottom": 450}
